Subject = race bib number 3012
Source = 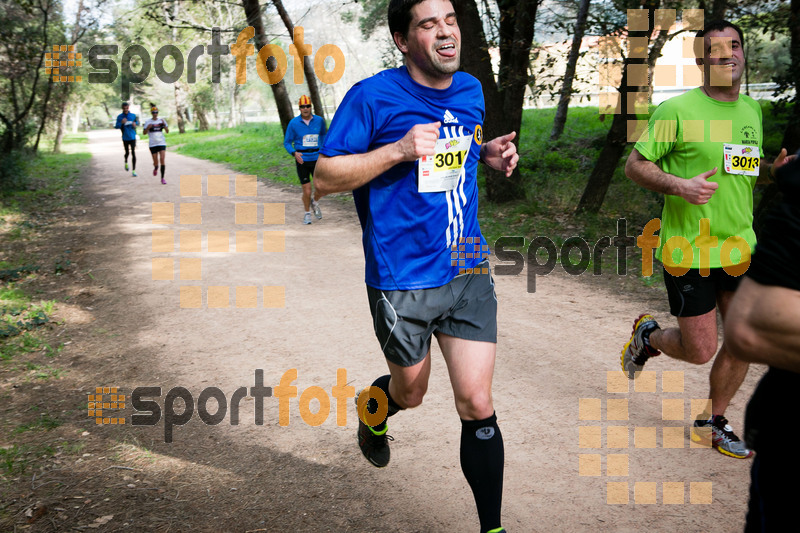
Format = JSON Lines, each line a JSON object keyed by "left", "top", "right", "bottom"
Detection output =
{"left": 418, "top": 134, "right": 472, "bottom": 193}
{"left": 723, "top": 144, "right": 760, "bottom": 176}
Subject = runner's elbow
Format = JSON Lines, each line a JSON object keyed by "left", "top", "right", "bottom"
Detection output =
{"left": 624, "top": 156, "right": 640, "bottom": 182}
{"left": 725, "top": 315, "right": 761, "bottom": 363}
{"left": 314, "top": 157, "right": 334, "bottom": 196}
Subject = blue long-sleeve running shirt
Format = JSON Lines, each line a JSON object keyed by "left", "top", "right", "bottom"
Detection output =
{"left": 115, "top": 112, "right": 139, "bottom": 141}
{"left": 283, "top": 115, "right": 327, "bottom": 162}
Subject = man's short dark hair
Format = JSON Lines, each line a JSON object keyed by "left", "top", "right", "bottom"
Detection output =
{"left": 122, "top": 102, "right": 129, "bottom": 107}
{"left": 388, "top": 0, "right": 458, "bottom": 39}
{"left": 694, "top": 20, "right": 745, "bottom": 59}
{"left": 388, "top": 0, "right": 427, "bottom": 39}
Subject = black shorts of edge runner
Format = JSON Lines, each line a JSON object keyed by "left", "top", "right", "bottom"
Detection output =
{"left": 295, "top": 159, "right": 316, "bottom": 185}
{"left": 663, "top": 266, "right": 741, "bottom": 317}
{"left": 149, "top": 145, "right": 166, "bottom": 154}
{"left": 123, "top": 139, "right": 136, "bottom": 149}
{"left": 366, "top": 260, "right": 497, "bottom": 367}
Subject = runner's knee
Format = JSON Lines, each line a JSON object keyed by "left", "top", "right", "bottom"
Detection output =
{"left": 454, "top": 390, "right": 493, "bottom": 420}
{"left": 683, "top": 343, "right": 717, "bottom": 364}
{"left": 392, "top": 384, "right": 426, "bottom": 409}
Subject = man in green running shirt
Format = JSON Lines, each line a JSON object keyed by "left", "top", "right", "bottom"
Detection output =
{"left": 621, "top": 19, "right": 794, "bottom": 459}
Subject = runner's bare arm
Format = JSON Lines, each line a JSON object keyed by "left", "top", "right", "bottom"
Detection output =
{"left": 758, "top": 148, "right": 796, "bottom": 184}
{"left": 315, "top": 122, "right": 440, "bottom": 197}
{"left": 625, "top": 148, "right": 719, "bottom": 205}
{"left": 480, "top": 132, "right": 519, "bottom": 177}
{"left": 726, "top": 277, "right": 800, "bottom": 373}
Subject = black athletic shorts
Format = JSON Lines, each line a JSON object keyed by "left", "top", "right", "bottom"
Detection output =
{"left": 123, "top": 139, "right": 136, "bottom": 149}
{"left": 663, "top": 266, "right": 741, "bottom": 317}
{"left": 149, "top": 145, "right": 166, "bottom": 154}
{"left": 295, "top": 159, "right": 316, "bottom": 185}
{"left": 366, "top": 260, "right": 497, "bottom": 367}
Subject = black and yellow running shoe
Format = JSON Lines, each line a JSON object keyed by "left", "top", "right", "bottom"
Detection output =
{"left": 356, "top": 397, "right": 393, "bottom": 467}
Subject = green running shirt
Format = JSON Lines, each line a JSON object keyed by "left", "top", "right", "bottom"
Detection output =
{"left": 635, "top": 88, "right": 762, "bottom": 270}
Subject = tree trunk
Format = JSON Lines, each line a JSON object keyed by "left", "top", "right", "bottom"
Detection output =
{"left": 53, "top": 0, "right": 85, "bottom": 152}
{"left": 711, "top": 0, "right": 728, "bottom": 21}
{"left": 71, "top": 102, "right": 83, "bottom": 133}
{"left": 270, "top": 0, "right": 325, "bottom": 119}
{"left": 174, "top": 82, "right": 188, "bottom": 133}
{"left": 576, "top": 113, "right": 630, "bottom": 212}
{"left": 781, "top": 0, "right": 800, "bottom": 154}
{"left": 457, "top": 0, "right": 537, "bottom": 203}
{"left": 242, "top": 0, "right": 293, "bottom": 133}
{"left": 166, "top": 1, "right": 187, "bottom": 133}
{"left": 195, "top": 107, "right": 210, "bottom": 131}
{"left": 213, "top": 81, "right": 222, "bottom": 129}
{"left": 228, "top": 66, "right": 237, "bottom": 127}
{"left": 32, "top": 77, "right": 55, "bottom": 152}
{"left": 550, "top": 0, "right": 591, "bottom": 140}
{"left": 755, "top": 0, "right": 800, "bottom": 236}
{"left": 576, "top": 1, "right": 664, "bottom": 214}
{"left": 53, "top": 96, "right": 69, "bottom": 152}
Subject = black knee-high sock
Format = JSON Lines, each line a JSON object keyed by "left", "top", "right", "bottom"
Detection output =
{"left": 461, "top": 413, "right": 504, "bottom": 533}
{"left": 365, "top": 374, "right": 403, "bottom": 432}
{"left": 160, "top": 165, "right": 165, "bottom": 178}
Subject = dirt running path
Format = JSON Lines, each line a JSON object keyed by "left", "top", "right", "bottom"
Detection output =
{"left": 72, "top": 129, "right": 763, "bottom": 532}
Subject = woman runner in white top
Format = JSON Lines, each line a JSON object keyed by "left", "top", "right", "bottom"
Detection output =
{"left": 142, "top": 104, "right": 169, "bottom": 184}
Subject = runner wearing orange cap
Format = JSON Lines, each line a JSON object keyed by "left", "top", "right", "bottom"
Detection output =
{"left": 283, "top": 95, "right": 327, "bottom": 224}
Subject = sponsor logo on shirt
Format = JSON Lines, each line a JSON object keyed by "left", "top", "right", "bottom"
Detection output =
{"left": 443, "top": 109, "right": 459, "bottom": 124}
{"left": 740, "top": 125, "right": 758, "bottom": 145}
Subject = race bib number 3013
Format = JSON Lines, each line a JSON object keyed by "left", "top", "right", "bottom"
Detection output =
{"left": 723, "top": 144, "right": 760, "bottom": 176}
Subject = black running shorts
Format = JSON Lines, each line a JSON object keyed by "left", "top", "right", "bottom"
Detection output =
{"left": 663, "top": 266, "right": 741, "bottom": 317}
{"left": 366, "top": 260, "right": 497, "bottom": 367}
{"left": 295, "top": 159, "right": 316, "bottom": 185}
{"left": 123, "top": 139, "right": 136, "bottom": 149}
{"left": 149, "top": 145, "right": 166, "bottom": 154}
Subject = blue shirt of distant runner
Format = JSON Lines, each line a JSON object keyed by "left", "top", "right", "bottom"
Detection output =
{"left": 115, "top": 112, "right": 139, "bottom": 141}
{"left": 284, "top": 115, "right": 327, "bottom": 162}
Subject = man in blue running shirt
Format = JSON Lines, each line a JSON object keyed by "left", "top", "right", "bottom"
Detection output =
{"left": 284, "top": 95, "right": 326, "bottom": 224}
{"left": 114, "top": 102, "right": 139, "bottom": 177}
{"left": 316, "top": 1, "right": 518, "bottom": 532}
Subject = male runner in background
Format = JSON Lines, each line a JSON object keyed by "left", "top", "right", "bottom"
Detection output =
{"left": 114, "top": 102, "right": 139, "bottom": 177}
{"left": 283, "top": 95, "right": 326, "bottom": 224}
{"left": 315, "top": 1, "right": 518, "bottom": 531}
{"left": 621, "top": 20, "right": 794, "bottom": 459}
{"left": 725, "top": 153, "right": 800, "bottom": 531}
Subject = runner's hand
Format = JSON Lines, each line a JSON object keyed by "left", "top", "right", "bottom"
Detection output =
{"left": 681, "top": 168, "right": 718, "bottom": 204}
{"left": 481, "top": 131, "right": 519, "bottom": 177}
{"left": 295, "top": 152, "right": 304, "bottom": 164}
{"left": 774, "top": 148, "right": 796, "bottom": 173}
{"left": 396, "top": 122, "right": 440, "bottom": 162}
